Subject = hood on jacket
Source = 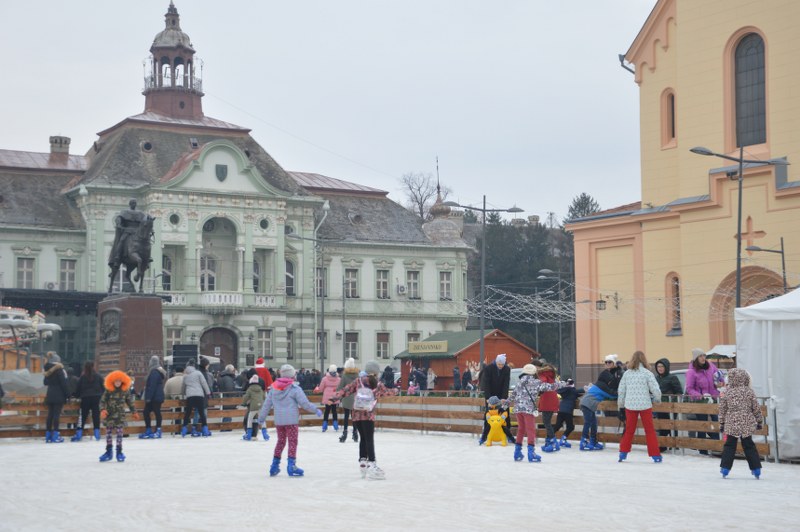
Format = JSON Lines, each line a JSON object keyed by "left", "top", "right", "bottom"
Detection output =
{"left": 44, "top": 362, "right": 64, "bottom": 377}
{"left": 104, "top": 370, "right": 132, "bottom": 392}
{"left": 184, "top": 366, "right": 196, "bottom": 377}
{"left": 726, "top": 368, "right": 750, "bottom": 388}
{"left": 655, "top": 358, "right": 672, "bottom": 375}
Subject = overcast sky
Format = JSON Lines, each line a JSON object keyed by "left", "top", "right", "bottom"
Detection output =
{"left": 0, "top": 1, "right": 655, "bottom": 223}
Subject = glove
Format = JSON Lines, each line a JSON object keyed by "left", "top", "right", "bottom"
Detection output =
{"left": 100, "top": 410, "right": 108, "bottom": 419}
{"left": 756, "top": 423, "right": 763, "bottom": 431}
{"left": 315, "top": 409, "right": 323, "bottom": 418}
{"left": 132, "top": 412, "right": 140, "bottom": 421}
{"left": 617, "top": 408, "right": 626, "bottom": 422}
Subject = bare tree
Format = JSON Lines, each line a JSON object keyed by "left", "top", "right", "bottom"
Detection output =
{"left": 399, "top": 172, "right": 452, "bottom": 220}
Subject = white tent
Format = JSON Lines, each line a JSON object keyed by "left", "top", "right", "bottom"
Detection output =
{"left": 735, "top": 288, "right": 800, "bottom": 460}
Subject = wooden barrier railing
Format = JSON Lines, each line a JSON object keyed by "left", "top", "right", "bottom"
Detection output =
{"left": 0, "top": 392, "right": 771, "bottom": 457}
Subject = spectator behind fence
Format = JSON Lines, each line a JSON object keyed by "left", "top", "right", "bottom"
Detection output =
{"left": 685, "top": 348, "right": 721, "bottom": 455}
{"left": 43, "top": 352, "right": 69, "bottom": 443}
{"left": 72, "top": 361, "right": 104, "bottom": 442}
{"left": 654, "top": 358, "right": 683, "bottom": 452}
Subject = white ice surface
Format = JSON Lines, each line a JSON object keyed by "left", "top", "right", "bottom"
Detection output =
{"left": 1, "top": 428, "right": 797, "bottom": 532}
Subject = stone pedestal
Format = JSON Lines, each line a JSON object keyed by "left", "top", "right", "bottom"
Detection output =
{"left": 96, "top": 294, "right": 164, "bottom": 386}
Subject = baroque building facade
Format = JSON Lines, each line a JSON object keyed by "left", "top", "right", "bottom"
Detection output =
{"left": 0, "top": 3, "right": 469, "bottom": 371}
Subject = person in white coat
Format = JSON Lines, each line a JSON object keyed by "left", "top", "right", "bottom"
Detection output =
{"left": 617, "top": 350, "right": 663, "bottom": 463}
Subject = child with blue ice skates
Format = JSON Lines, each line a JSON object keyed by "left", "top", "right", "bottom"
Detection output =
{"left": 98, "top": 370, "right": 139, "bottom": 462}
{"left": 507, "top": 364, "right": 566, "bottom": 462}
{"left": 718, "top": 368, "right": 763, "bottom": 479}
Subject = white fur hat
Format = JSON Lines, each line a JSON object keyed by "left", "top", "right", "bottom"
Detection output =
{"left": 344, "top": 357, "right": 356, "bottom": 369}
{"left": 604, "top": 354, "right": 619, "bottom": 364}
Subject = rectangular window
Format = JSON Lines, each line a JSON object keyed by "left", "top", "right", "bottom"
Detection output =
{"left": 376, "top": 269, "right": 389, "bottom": 299}
{"left": 17, "top": 257, "right": 35, "bottom": 289}
{"left": 407, "top": 332, "right": 421, "bottom": 347}
{"left": 59, "top": 259, "right": 77, "bottom": 291}
{"left": 166, "top": 328, "right": 182, "bottom": 354}
{"left": 439, "top": 271, "right": 452, "bottom": 301}
{"left": 317, "top": 331, "right": 328, "bottom": 361}
{"left": 316, "top": 267, "right": 327, "bottom": 297}
{"left": 345, "top": 332, "right": 359, "bottom": 359}
{"left": 345, "top": 268, "right": 359, "bottom": 298}
{"left": 286, "top": 330, "right": 294, "bottom": 360}
{"left": 58, "top": 330, "right": 76, "bottom": 360}
{"left": 376, "top": 332, "right": 390, "bottom": 359}
{"left": 258, "top": 328, "right": 273, "bottom": 359}
{"left": 406, "top": 270, "right": 420, "bottom": 299}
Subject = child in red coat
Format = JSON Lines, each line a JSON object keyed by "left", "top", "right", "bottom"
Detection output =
{"left": 537, "top": 363, "right": 562, "bottom": 452}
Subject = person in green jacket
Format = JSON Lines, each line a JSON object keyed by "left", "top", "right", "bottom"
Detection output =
{"left": 240, "top": 375, "right": 267, "bottom": 441}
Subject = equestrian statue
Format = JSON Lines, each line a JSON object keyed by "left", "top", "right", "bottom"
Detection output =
{"left": 107, "top": 199, "right": 155, "bottom": 294}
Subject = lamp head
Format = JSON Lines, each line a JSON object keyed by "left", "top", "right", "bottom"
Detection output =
{"left": 745, "top": 245, "right": 761, "bottom": 252}
{"left": 690, "top": 146, "right": 715, "bottom": 156}
{"left": 507, "top": 205, "right": 524, "bottom": 213}
{"left": 442, "top": 201, "right": 461, "bottom": 208}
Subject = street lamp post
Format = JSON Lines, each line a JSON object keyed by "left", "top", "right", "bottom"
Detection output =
{"left": 444, "top": 196, "right": 523, "bottom": 367}
{"left": 746, "top": 237, "right": 787, "bottom": 293}
{"left": 537, "top": 270, "right": 564, "bottom": 372}
{"left": 690, "top": 146, "right": 789, "bottom": 307}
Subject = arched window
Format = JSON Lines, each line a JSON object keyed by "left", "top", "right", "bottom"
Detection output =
{"left": 666, "top": 274, "right": 682, "bottom": 335}
{"left": 661, "top": 88, "right": 677, "bottom": 148}
{"left": 735, "top": 33, "right": 766, "bottom": 147}
{"left": 285, "top": 260, "right": 295, "bottom": 296}
{"left": 162, "top": 254, "right": 172, "bottom": 291}
{"left": 200, "top": 255, "right": 216, "bottom": 292}
{"left": 253, "top": 260, "right": 260, "bottom": 293}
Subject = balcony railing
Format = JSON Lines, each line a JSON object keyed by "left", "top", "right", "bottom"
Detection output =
{"left": 201, "top": 292, "right": 243, "bottom": 314}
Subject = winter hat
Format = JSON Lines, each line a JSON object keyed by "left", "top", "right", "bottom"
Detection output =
{"left": 566, "top": 378, "right": 575, "bottom": 386}
{"left": 487, "top": 396, "right": 501, "bottom": 407}
{"left": 249, "top": 374, "right": 260, "bottom": 384}
{"left": 328, "top": 364, "right": 338, "bottom": 375}
{"left": 604, "top": 354, "right": 619, "bottom": 364}
{"left": 496, "top": 354, "right": 507, "bottom": 365}
{"left": 148, "top": 355, "right": 160, "bottom": 371}
{"left": 344, "top": 357, "right": 356, "bottom": 369}
{"left": 224, "top": 364, "right": 235, "bottom": 373}
{"left": 691, "top": 348, "right": 706, "bottom": 361}
{"left": 199, "top": 357, "right": 210, "bottom": 367}
{"left": 364, "top": 360, "right": 381, "bottom": 376}
{"left": 48, "top": 352, "right": 61, "bottom": 363}
{"left": 104, "top": 370, "right": 132, "bottom": 392}
{"left": 522, "top": 364, "right": 537, "bottom": 376}
{"left": 255, "top": 357, "right": 265, "bottom": 367}
{"left": 279, "top": 364, "right": 296, "bottom": 378}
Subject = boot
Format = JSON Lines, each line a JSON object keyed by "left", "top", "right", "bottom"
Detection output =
{"left": 51, "top": 431, "right": 64, "bottom": 443}
{"left": 154, "top": 428, "right": 162, "bottom": 439}
{"left": 99, "top": 445, "right": 113, "bottom": 462}
{"left": 45, "top": 431, "right": 52, "bottom": 443}
{"left": 618, "top": 451, "right": 628, "bottom": 462}
{"left": 333, "top": 420, "right": 339, "bottom": 431}
{"left": 352, "top": 430, "right": 358, "bottom": 443}
{"left": 513, "top": 443, "right": 524, "bottom": 461}
{"left": 527, "top": 445, "right": 542, "bottom": 462}
{"left": 559, "top": 435, "right": 571, "bottom": 448}
{"left": 554, "top": 438, "right": 561, "bottom": 451}
{"left": 652, "top": 455, "right": 663, "bottom": 463}
{"left": 339, "top": 430, "right": 348, "bottom": 443}
{"left": 139, "top": 428, "right": 153, "bottom": 439}
{"left": 366, "top": 462, "right": 386, "bottom": 480}
{"left": 542, "top": 438, "right": 556, "bottom": 453}
{"left": 94, "top": 428, "right": 101, "bottom": 440}
{"left": 201, "top": 425, "right": 211, "bottom": 437}
{"left": 242, "top": 428, "right": 253, "bottom": 441}
{"left": 720, "top": 467, "right": 730, "bottom": 478}
{"left": 287, "top": 457, "right": 304, "bottom": 477}
{"left": 180, "top": 425, "right": 188, "bottom": 437}
{"left": 322, "top": 421, "right": 328, "bottom": 432}
{"left": 359, "top": 458, "right": 369, "bottom": 478}
{"left": 579, "top": 438, "right": 591, "bottom": 451}
{"left": 116, "top": 445, "right": 126, "bottom": 462}
{"left": 269, "top": 457, "right": 281, "bottom": 477}
{"left": 590, "top": 439, "right": 604, "bottom": 450}
{"left": 191, "top": 426, "right": 201, "bottom": 437}
{"left": 752, "top": 468, "right": 761, "bottom": 479}
{"left": 261, "top": 427, "right": 269, "bottom": 441}
{"left": 71, "top": 429, "right": 83, "bottom": 442}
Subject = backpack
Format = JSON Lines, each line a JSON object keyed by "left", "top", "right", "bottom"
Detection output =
{"left": 353, "top": 378, "right": 377, "bottom": 412}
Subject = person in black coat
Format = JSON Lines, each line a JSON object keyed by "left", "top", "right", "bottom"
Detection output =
{"left": 654, "top": 357, "right": 683, "bottom": 451}
{"left": 72, "top": 360, "right": 105, "bottom": 441}
{"left": 452, "top": 366, "right": 461, "bottom": 391}
{"left": 43, "top": 352, "right": 69, "bottom": 443}
{"left": 140, "top": 355, "right": 167, "bottom": 438}
{"left": 381, "top": 366, "right": 395, "bottom": 389}
{"left": 478, "top": 354, "right": 514, "bottom": 444}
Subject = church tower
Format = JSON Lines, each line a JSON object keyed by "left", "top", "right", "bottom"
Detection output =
{"left": 142, "top": 2, "right": 204, "bottom": 119}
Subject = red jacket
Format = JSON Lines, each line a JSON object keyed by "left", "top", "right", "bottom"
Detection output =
{"left": 255, "top": 364, "right": 273, "bottom": 388}
{"left": 537, "top": 367, "right": 559, "bottom": 411}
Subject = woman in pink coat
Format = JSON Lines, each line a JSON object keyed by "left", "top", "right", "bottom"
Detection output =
{"left": 685, "top": 348, "right": 721, "bottom": 455}
{"left": 314, "top": 365, "right": 341, "bottom": 432}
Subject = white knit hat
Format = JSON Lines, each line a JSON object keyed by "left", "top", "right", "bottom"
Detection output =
{"left": 344, "top": 357, "right": 356, "bottom": 369}
{"left": 328, "top": 364, "right": 338, "bottom": 374}
{"left": 604, "top": 354, "right": 619, "bottom": 364}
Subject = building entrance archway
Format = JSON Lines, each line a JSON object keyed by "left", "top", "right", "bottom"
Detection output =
{"left": 200, "top": 327, "right": 238, "bottom": 369}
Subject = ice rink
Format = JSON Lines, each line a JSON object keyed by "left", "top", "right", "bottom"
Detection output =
{"left": 1, "top": 428, "right": 797, "bottom": 531}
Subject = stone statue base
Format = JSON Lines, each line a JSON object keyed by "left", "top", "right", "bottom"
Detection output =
{"left": 96, "top": 294, "right": 164, "bottom": 386}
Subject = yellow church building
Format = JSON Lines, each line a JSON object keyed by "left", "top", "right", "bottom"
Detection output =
{"left": 567, "top": 0, "right": 800, "bottom": 382}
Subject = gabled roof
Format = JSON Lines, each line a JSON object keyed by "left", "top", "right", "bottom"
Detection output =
{"left": 394, "top": 329, "right": 538, "bottom": 360}
{"left": 288, "top": 171, "right": 387, "bottom": 196}
{"left": 0, "top": 149, "right": 86, "bottom": 173}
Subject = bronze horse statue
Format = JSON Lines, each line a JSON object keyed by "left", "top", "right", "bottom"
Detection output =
{"left": 107, "top": 214, "right": 155, "bottom": 294}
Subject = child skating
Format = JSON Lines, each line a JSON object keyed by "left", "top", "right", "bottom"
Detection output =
{"left": 333, "top": 360, "right": 398, "bottom": 480}
{"left": 719, "top": 368, "right": 764, "bottom": 479}
{"left": 98, "top": 370, "right": 139, "bottom": 462}
{"left": 507, "top": 364, "right": 565, "bottom": 462}
{"left": 314, "top": 364, "right": 341, "bottom": 432}
{"left": 258, "top": 364, "right": 321, "bottom": 477}
{"left": 241, "top": 374, "right": 267, "bottom": 441}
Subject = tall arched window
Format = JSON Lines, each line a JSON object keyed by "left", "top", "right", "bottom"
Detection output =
{"left": 666, "top": 274, "right": 682, "bottom": 335}
{"left": 253, "top": 260, "right": 261, "bottom": 293}
{"left": 735, "top": 33, "right": 766, "bottom": 147}
{"left": 285, "top": 260, "right": 295, "bottom": 296}
{"left": 161, "top": 254, "right": 173, "bottom": 291}
{"left": 200, "top": 255, "right": 216, "bottom": 292}
{"left": 661, "top": 88, "right": 677, "bottom": 148}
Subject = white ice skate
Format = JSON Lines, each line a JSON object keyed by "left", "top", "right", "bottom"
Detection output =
{"left": 359, "top": 458, "right": 369, "bottom": 479}
{"left": 366, "top": 462, "right": 386, "bottom": 480}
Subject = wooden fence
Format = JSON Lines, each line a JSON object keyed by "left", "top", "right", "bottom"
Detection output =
{"left": 0, "top": 392, "right": 771, "bottom": 457}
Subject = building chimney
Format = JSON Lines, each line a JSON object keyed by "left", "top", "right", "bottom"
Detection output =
{"left": 49, "top": 136, "right": 71, "bottom": 154}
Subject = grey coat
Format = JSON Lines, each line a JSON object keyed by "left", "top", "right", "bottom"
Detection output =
{"left": 337, "top": 370, "right": 359, "bottom": 410}
{"left": 258, "top": 382, "right": 318, "bottom": 426}
{"left": 181, "top": 366, "right": 211, "bottom": 398}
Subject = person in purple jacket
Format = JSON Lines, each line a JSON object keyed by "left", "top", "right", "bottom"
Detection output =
{"left": 258, "top": 364, "right": 322, "bottom": 477}
{"left": 685, "top": 348, "right": 721, "bottom": 455}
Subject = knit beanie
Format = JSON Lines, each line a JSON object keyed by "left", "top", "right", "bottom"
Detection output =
{"left": 522, "top": 364, "right": 537, "bottom": 376}
{"left": 328, "top": 364, "right": 338, "bottom": 375}
{"left": 344, "top": 357, "right": 356, "bottom": 369}
{"left": 364, "top": 360, "right": 381, "bottom": 376}
{"left": 496, "top": 354, "right": 507, "bottom": 365}
{"left": 279, "top": 364, "right": 296, "bottom": 378}
{"left": 691, "top": 348, "right": 706, "bottom": 361}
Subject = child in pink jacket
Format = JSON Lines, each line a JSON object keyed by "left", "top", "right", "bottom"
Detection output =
{"left": 314, "top": 364, "right": 341, "bottom": 432}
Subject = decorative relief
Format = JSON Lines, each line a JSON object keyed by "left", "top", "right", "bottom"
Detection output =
{"left": 99, "top": 309, "right": 120, "bottom": 344}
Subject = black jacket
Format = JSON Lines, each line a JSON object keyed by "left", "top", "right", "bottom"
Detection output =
{"left": 75, "top": 372, "right": 105, "bottom": 399}
{"left": 595, "top": 365, "right": 623, "bottom": 397}
{"left": 43, "top": 362, "right": 69, "bottom": 404}
{"left": 480, "top": 362, "right": 511, "bottom": 400}
{"left": 557, "top": 386, "right": 584, "bottom": 413}
{"left": 655, "top": 358, "right": 683, "bottom": 399}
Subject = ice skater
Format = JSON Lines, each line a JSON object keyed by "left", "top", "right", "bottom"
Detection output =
{"left": 258, "top": 364, "right": 321, "bottom": 477}
{"left": 240, "top": 374, "right": 267, "bottom": 441}
{"left": 98, "top": 370, "right": 139, "bottom": 462}
{"left": 334, "top": 360, "right": 398, "bottom": 480}
{"left": 553, "top": 378, "right": 583, "bottom": 448}
{"left": 314, "top": 364, "right": 341, "bottom": 432}
{"left": 508, "top": 364, "right": 565, "bottom": 462}
{"left": 336, "top": 358, "right": 360, "bottom": 443}
{"left": 719, "top": 368, "right": 764, "bottom": 479}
